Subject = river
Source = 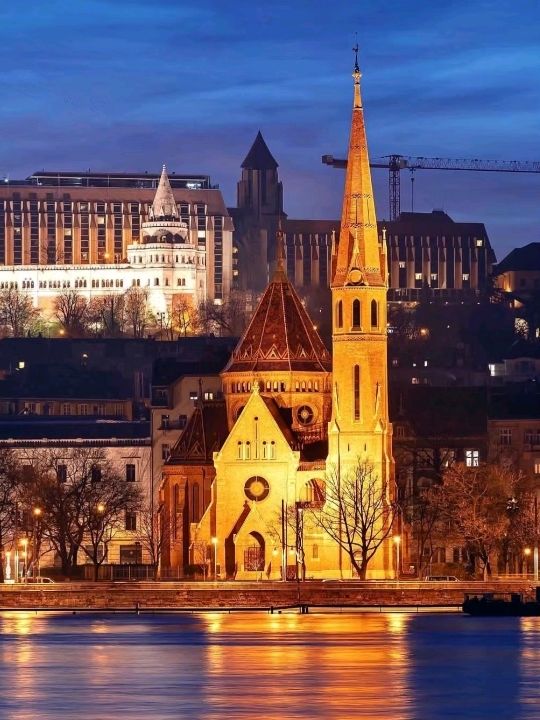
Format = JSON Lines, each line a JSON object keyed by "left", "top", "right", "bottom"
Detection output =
{"left": 0, "top": 610, "right": 538, "bottom": 719}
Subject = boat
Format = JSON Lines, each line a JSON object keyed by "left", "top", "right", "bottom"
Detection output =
{"left": 462, "top": 589, "right": 540, "bottom": 616}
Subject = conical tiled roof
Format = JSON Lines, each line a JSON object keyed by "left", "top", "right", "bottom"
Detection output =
{"left": 241, "top": 131, "right": 278, "bottom": 170}
{"left": 224, "top": 263, "right": 331, "bottom": 374}
{"left": 150, "top": 165, "right": 179, "bottom": 220}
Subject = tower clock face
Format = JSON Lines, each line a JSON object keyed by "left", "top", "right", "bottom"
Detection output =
{"left": 244, "top": 476, "right": 270, "bottom": 502}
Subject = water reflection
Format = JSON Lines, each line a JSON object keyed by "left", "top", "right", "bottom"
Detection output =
{"left": 0, "top": 610, "right": 533, "bottom": 719}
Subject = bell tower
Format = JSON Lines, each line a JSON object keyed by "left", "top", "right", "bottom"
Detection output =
{"left": 327, "top": 50, "right": 393, "bottom": 576}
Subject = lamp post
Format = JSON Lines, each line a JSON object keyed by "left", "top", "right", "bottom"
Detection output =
{"left": 32, "top": 507, "right": 42, "bottom": 579}
{"left": 211, "top": 536, "right": 218, "bottom": 580}
{"left": 20, "top": 538, "right": 28, "bottom": 582}
{"left": 393, "top": 535, "right": 401, "bottom": 582}
{"left": 524, "top": 547, "right": 532, "bottom": 576}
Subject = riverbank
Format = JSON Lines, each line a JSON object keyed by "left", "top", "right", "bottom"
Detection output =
{"left": 0, "top": 580, "right": 534, "bottom": 611}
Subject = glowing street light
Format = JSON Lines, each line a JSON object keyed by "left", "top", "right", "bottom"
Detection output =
{"left": 20, "top": 538, "right": 28, "bottom": 582}
{"left": 393, "top": 535, "right": 402, "bottom": 581}
{"left": 211, "top": 537, "right": 218, "bottom": 580}
{"left": 32, "top": 507, "right": 42, "bottom": 579}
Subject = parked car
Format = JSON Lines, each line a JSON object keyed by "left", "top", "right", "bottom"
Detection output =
{"left": 424, "top": 575, "right": 459, "bottom": 582}
{"left": 25, "top": 576, "right": 55, "bottom": 584}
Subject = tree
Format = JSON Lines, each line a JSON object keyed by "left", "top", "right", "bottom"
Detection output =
{"left": 136, "top": 500, "right": 169, "bottom": 577}
{"left": 0, "top": 287, "right": 38, "bottom": 337}
{"left": 88, "top": 294, "right": 126, "bottom": 337}
{"left": 78, "top": 465, "right": 142, "bottom": 581}
{"left": 0, "top": 450, "right": 19, "bottom": 583}
{"left": 402, "top": 484, "right": 446, "bottom": 578}
{"left": 54, "top": 289, "right": 89, "bottom": 336}
{"left": 170, "top": 297, "right": 198, "bottom": 337}
{"left": 124, "top": 287, "right": 153, "bottom": 338}
{"left": 315, "top": 459, "right": 395, "bottom": 579}
{"left": 437, "top": 462, "right": 528, "bottom": 578}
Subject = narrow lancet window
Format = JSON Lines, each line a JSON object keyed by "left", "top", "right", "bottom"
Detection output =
{"left": 354, "top": 365, "right": 360, "bottom": 420}
{"left": 336, "top": 300, "right": 343, "bottom": 328}
{"left": 371, "top": 299, "right": 378, "bottom": 328}
{"left": 352, "top": 299, "right": 361, "bottom": 329}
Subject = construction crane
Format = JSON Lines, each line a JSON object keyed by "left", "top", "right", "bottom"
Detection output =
{"left": 322, "top": 154, "right": 540, "bottom": 221}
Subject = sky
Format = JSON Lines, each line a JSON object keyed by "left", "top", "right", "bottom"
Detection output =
{"left": 0, "top": 0, "right": 539, "bottom": 259}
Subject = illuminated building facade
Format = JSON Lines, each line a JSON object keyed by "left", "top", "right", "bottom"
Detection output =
{"left": 0, "top": 167, "right": 233, "bottom": 311}
{"left": 161, "top": 56, "right": 395, "bottom": 580}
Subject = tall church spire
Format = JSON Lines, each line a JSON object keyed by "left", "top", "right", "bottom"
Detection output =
{"left": 150, "top": 165, "right": 179, "bottom": 220}
{"left": 332, "top": 48, "right": 382, "bottom": 288}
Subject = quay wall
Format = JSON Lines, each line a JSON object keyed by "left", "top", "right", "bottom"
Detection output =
{"left": 0, "top": 581, "right": 535, "bottom": 611}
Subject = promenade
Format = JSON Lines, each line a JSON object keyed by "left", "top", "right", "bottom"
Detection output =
{"left": 0, "top": 580, "right": 534, "bottom": 611}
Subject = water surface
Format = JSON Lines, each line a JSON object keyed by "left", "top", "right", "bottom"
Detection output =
{"left": 0, "top": 610, "right": 538, "bottom": 719}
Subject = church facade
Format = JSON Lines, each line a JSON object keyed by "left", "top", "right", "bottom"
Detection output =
{"left": 160, "top": 57, "right": 395, "bottom": 580}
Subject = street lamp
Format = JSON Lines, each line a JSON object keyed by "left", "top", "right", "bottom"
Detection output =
{"left": 211, "top": 537, "right": 218, "bottom": 580}
{"left": 20, "top": 538, "right": 28, "bottom": 582}
{"left": 32, "top": 507, "right": 42, "bottom": 579}
{"left": 524, "top": 547, "right": 532, "bottom": 576}
{"left": 393, "top": 535, "right": 401, "bottom": 581}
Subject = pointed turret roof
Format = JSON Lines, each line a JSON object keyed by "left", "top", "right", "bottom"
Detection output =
{"left": 223, "top": 234, "right": 331, "bottom": 374}
{"left": 332, "top": 51, "right": 383, "bottom": 288}
{"left": 168, "top": 400, "right": 228, "bottom": 465}
{"left": 241, "top": 131, "right": 278, "bottom": 170}
{"left": 150, "top": 165, "right": 179, "bottom": 220}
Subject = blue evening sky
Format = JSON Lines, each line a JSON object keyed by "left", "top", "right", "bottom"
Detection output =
{"left": 0, "top": 0, "right": 538, "bottom": 259}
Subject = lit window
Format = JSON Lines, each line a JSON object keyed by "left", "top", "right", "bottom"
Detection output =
{"left": 462, "top": 273, "right": 470, "bottom": 281}
{"left": 399, "top": 261, "right": 406, "bottom": 269}
{"left": 465, "top": 449, "right": 479, "bottom": 467}
{"left": 499, "top": 428, "right": 512, "bottom": 446}
{"left": 534, "top": 459, "right": 540, "bottom": 475}
{"left": 415, "top": 273, "right": 422, "bottom": 280}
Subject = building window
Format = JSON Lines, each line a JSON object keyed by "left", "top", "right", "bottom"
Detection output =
{"left": 204, "top": 391, "right": 214, "bottom": 400}
{"left": 125, "top": 464, "right": 136, "bottom": 482}
{"left": 189, "top": 391, "right": 198, "bottom": 401}
{"left": 499, "top": 428, "right": 512, "bottom": 446}
{"left": 465, "top": 449, "right": 479, "bottom": 467}
{"left": 192, "top": 483, "right": 200, "bottom": 522}
{"left": 125, "top": 512, "right": 137, "bottom": 531}
{"left": 237, "top": 441, "right": 243, "bottom": 459}
{"left": 91, "top": 465, "right": 102, "bottom": 482}
{"left": 353, "top": 365, "right": 360, "bottom": 421}
{"left": 312, "top": 544, "right": 319, "bottom": 560}
{"left": 162, "top": 444, "right": 170, "bottom": 461}
{"left": 57, "top": 464, "right": 67, "bottom": 483}
{"left": 336, "top": 300, "right": 343, "bottom": 329}
{"left": 534, "top": 459, "right": 540, "bottom": 475}
{"left": 370, "top": 299, "right": 378, "bottom": 328}
{"left": 245, "top": 441, "right": 251, "bottom": 460}
{"left": 352, "top": 299, "right": 361, "bottom": 329}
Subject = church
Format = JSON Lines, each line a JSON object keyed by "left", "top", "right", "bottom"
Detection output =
{"left": 160, "top": 55, "right": 395, "bottom": 580}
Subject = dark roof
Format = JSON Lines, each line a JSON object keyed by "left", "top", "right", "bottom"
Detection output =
{"left": 168, "top": 400, "right": 228, "bottom": 464}
{"left": 503, "top": 340, "right": 540, "bottom": 360}
{"left": 383, "top": 211, "right": 489, "bottom": 238}
{"left": 390, "top": 386, "right": 488, "bottom": 437}
{"left": 488, "top": 387, "right": 540, "bottom": 420}
{"left": 0, "top": 419, "right": 150, "bottom": 441}
{"left": 494, "top": 243, "right": 540, "bottom": 274}
{"left": 241, "top": 132, "right": 278, "bottom": 170}
{"left": 224, "top": 274, "right": 331, "bottom": 374}
{"left": 0, "top": 364, "right": 131, "bottom": 400}
{"left": 284, "top": 219, "right": 336, "bottom": 235}
{"left": 152, "top": 341, "right": 237, "bottom": 385}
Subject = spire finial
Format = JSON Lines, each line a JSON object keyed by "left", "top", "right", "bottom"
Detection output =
{"left": 353, "top": 40, "right": 359, "bottom": 74}
{"left": 352, "top": 39, "right": 362, "bottom": 108}
{"left": 274, "top": 217, "right": 286, "bottom": 278}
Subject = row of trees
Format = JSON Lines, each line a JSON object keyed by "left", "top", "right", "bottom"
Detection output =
{"left": 0, "top": 447, "right": 162, "bottom": 582}
{"left": 406, "top": 462, "right": 537, "bottom": 579}
{"left": 0, "top": 287, "right": 252, "bottom": 339}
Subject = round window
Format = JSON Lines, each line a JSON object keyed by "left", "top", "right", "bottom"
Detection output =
{"left": 244, "top": 476, "right": 270, "bottom": 502}
{"left": 297, "top": 405, "right": 314, "bottom": 425}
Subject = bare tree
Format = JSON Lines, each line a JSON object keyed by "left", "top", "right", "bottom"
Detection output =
{"left": 0, "top": 450, "right": 19, "bottom": 583}
{"left": 170, "top": 297, "right": 199, "bottom": 337}
{"left": 79, "top": 466, "right": 142, "bottom": 581}
{"left": 54, "top": 289, "right": 89, "bottom": 336}
{"left": 124, "top": 287, "right": 153, "bottom": 338}
{"left": 88, "top": 294, "right": 126, "bottom": 337}
{"left": 315, "top": 459, "right": 395, "bottom": 579}
{"left": 136, "top": 500, "right": 169, "bottom": 577}
{"left": 0, "top": 287, "right": 38, "bottom": 337}
{"left": 437, "top": 462, "right": 524, "bottom": 578}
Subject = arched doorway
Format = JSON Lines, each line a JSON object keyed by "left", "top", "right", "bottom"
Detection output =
{"left": 244, "top": 531, "right": 265, "bottom": 572}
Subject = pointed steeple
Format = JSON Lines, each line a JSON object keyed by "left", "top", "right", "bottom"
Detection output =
{"left": 332, "top": 49, "right": 383, "bottom": 288}
{"left": 150, "top": 165, "right": 179, "bottom": 220}
{"left": 241, "top": 131, "right": 278, "bottom": 170}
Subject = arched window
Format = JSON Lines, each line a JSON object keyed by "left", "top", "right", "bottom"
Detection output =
{"left": 262, "top": 441, "right": 268, "bottom": 459}
{"left": 269, "top": 441, "right": 276, "bottom": 459}
{"left": 192, "top": 483, "right": 200, "bottom": 522}
{"left": 336, "top": 300, "right": 343, "bottom": 328}
{"left": 371, "top": 299, "right": 378, "bottom": 328}
{"left": 354, "top": 365, "right": 360, "bottom": 420}
{"left": 237, "top": 441, "right": 243, "bottom": 459}
{"left": 245, "top": 441, "right": 251, "bottom": 460}
{"left": 352, "top": 299, "right": 361, "bottom": 329}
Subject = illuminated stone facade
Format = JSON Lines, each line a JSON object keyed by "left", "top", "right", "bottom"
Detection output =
{"left": 161, "top": 58, "right": 394, "bottom": 580}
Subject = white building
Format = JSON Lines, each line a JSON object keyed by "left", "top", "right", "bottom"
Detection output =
{"left": 0, "top": 167, "right": 231, "bottom": 319}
